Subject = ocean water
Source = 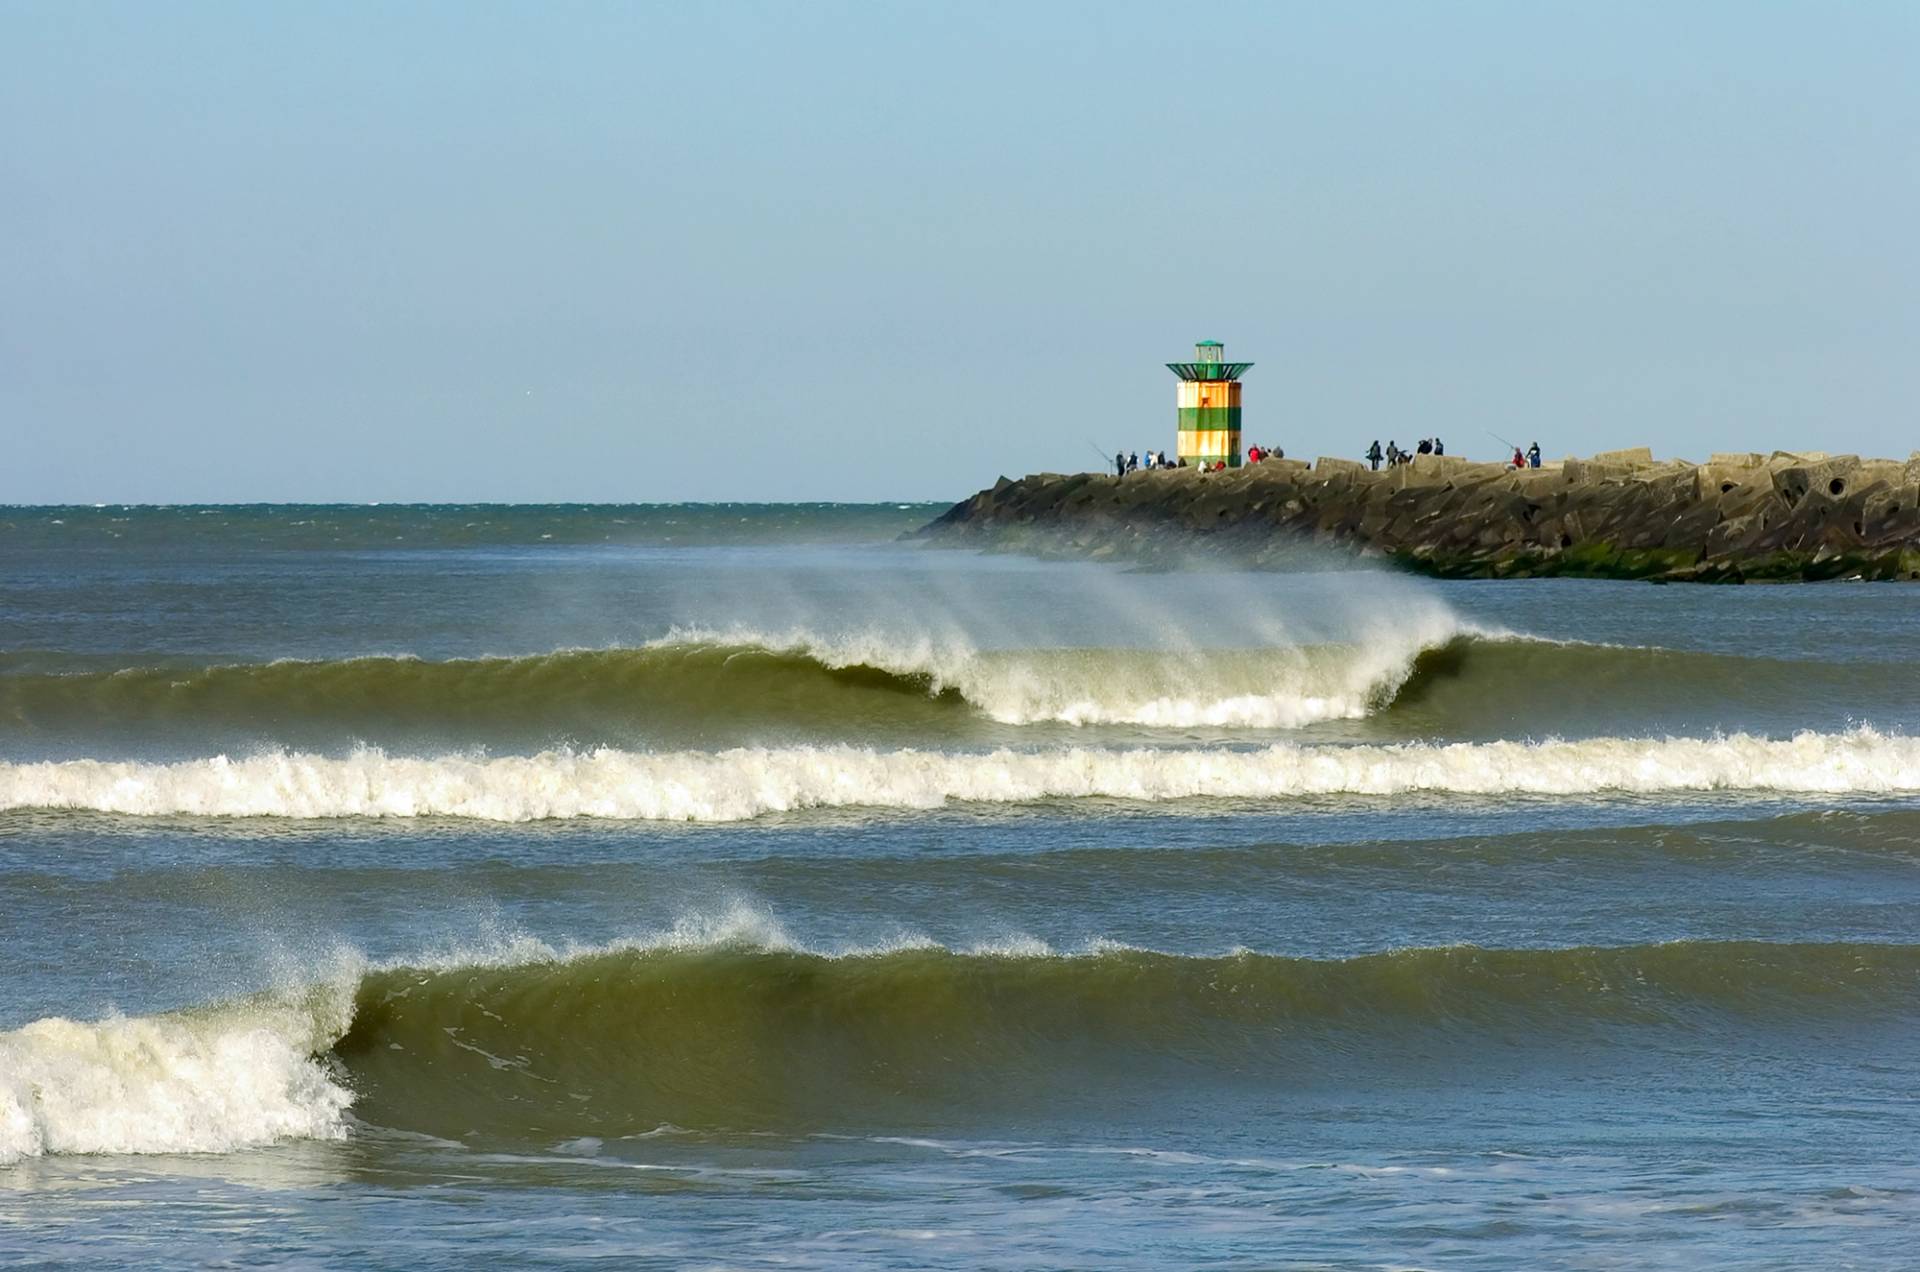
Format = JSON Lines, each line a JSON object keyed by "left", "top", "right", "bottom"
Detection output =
{"left": 3, "top": 503, "right": 1917, "bottom": 1269}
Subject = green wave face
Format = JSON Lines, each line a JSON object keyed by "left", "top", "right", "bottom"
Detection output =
{"left": 0, "top": 635, "right": 1430, "bottom": 754}
{"left": 330, "top": 941, "right": 1920, "bottom": 1141}
{"left": 1378, "top": 635, "right": 1920, "bottom": 739}
{"left": 0, "top": 645, "right": 968, "bottom": 755}
{"left": 5, "top": 633, "right": 1917, "bottom": 759}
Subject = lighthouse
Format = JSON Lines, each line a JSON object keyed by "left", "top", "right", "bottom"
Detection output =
{"left": 1167, "top": 340, "right": 1252, "bottom": 469}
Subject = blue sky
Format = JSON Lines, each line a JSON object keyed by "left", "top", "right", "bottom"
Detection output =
{"left": 3, "top": 1, "right": 1915, "bottom": 503}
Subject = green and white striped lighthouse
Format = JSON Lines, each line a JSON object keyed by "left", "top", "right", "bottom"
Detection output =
{"left": 1167, "top": 340, "right": 1253, "bottom": 469}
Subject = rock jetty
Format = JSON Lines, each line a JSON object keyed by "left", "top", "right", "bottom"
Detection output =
{"left": 918, "top": 449, "right": 1920, "bottom": 581}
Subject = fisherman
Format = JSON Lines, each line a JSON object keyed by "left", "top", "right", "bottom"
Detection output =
{"left": 1247, "top": 445, "right": 1263, "bottom": 464}
{"left": 1366, "top": 440, "right": 1383, "bottom": 470}
{"left": 1127, "top": 452, "right": 1139, "bottom": 473}
{"left": 1386, "top": 440, "right": 1402, "bottom": 466}
{"left": 1433, "top": 437, "right": 1445, "bottom": 456}
{"left": 1527, "top": 442, "right": 1542, "bottom": 468}
{"left": 1115, "top": 452, "right": 1126, "bottom": 477}
{"left": 1416, "top": 438, "right": 1433, "bottom": 456}
{"left": 1511, "top": 447, "right": 1526, "bottom": 469}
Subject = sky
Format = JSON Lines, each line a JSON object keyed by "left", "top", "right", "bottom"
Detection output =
{"left": 2, "top": 1, "right": 1915, "bottom": 504}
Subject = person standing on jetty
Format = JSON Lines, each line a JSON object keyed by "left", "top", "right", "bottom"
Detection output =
{"left": 1366, "top": 440, "right": 1383, "bottom": 470}
{"left": 1528, "top": 442, "right": 1542, "bottom": 468}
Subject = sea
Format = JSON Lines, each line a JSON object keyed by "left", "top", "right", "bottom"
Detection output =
{"left": 2, "top": 502, "right": 1917, "bottom": 1269}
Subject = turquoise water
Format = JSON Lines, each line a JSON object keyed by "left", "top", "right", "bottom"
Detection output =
{"left": 3, "top": 504, "right": 1918, "bottom": 1268}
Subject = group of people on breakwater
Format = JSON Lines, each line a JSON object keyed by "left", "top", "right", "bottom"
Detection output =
{"left": 1365, "top": 438, "right": 1543, "bottom": 470}
{"left": 1115, "top": 451, "right": 1174, "bottom": 474}
{"left": 1111, "top": 437, "right": 1544, "bottom": 476}
{"left": 1114, "top": 446, "right": 1288, "bottom": 476}
{"left": 1367, "top": 437, "right": 1445, "bottom": 469}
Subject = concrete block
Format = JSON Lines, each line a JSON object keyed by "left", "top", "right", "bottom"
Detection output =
{"left": 1771, "top": 456, "right": 1862, "bottom": 510}
{"left": 1592, "top": 447, "right": 1655, "bottom": 467}
{"left": 1769, "top": 450, "right": 1830, "bottom": 468}
{"left": 1695, "top": 466, "right": 1759, "bottom": 501}
{"left": 1564, "top": 459, "right": 1635, "bottom": 484}
{"left": 1391, "top": 457, "right": 1450, "bottom": 489}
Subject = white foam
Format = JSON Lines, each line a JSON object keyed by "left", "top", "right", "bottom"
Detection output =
{"left": 657, "top": 607, "right": 1478, "bottom": 729}
{"left": 0, "top": 989, "right": 356, "bottom": 1165}
{"left": 4, "top": 728, "right": 1917, "bottom": 823}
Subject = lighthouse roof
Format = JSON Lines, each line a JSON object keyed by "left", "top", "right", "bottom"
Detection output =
{"left": 1167, "top": 361, "right": 1253, "bottom": 381}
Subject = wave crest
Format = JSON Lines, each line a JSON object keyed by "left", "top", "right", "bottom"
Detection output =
{"left": 3, "top": 728, "right": 1917, "bottom": 822}
{"left": 657, "top": 616, "right": 1470, "bottom": 728}
{"left": 0, "top": 616, "right": 1476, "bottom": 749}
{"left": 7, "top": 934, "right": 1913, "bottom": 1157}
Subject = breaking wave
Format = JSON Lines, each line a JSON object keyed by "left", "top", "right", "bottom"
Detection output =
{"left": 0, "top": 985, "right": 356, "bottom": 1165}
{"left": 10, "top": 622, "right": 1912, "bottom": 756}
{"left": 655, "top": 617, "right": 1471, "bottom": 728}
{"left": 0, "top": 617, "right": 1469, "bottom": 747}
{"left": 3, "top": 727, "right": 1918, "bottom": 822}
{"left": 6, "top": 927, "right": 1915, "bottom": 1160}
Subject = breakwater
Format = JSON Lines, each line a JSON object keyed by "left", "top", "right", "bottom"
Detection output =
{"left": 919, "top": 448, "right": 1920, "bottom": 581}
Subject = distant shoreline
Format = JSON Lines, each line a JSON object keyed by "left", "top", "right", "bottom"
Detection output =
{"left": 917, "top": 450, "right": 1920, "bottom": 583}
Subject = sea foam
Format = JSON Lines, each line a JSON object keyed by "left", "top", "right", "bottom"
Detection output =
{"left": 4, "top": 728, "right": 1917, "bottom": 822}
{"left": 653, "top": 608, "right": 1475, "bottom": 728}
{"left": 0, "top": 990, "right": 356, "bottom": 1165}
